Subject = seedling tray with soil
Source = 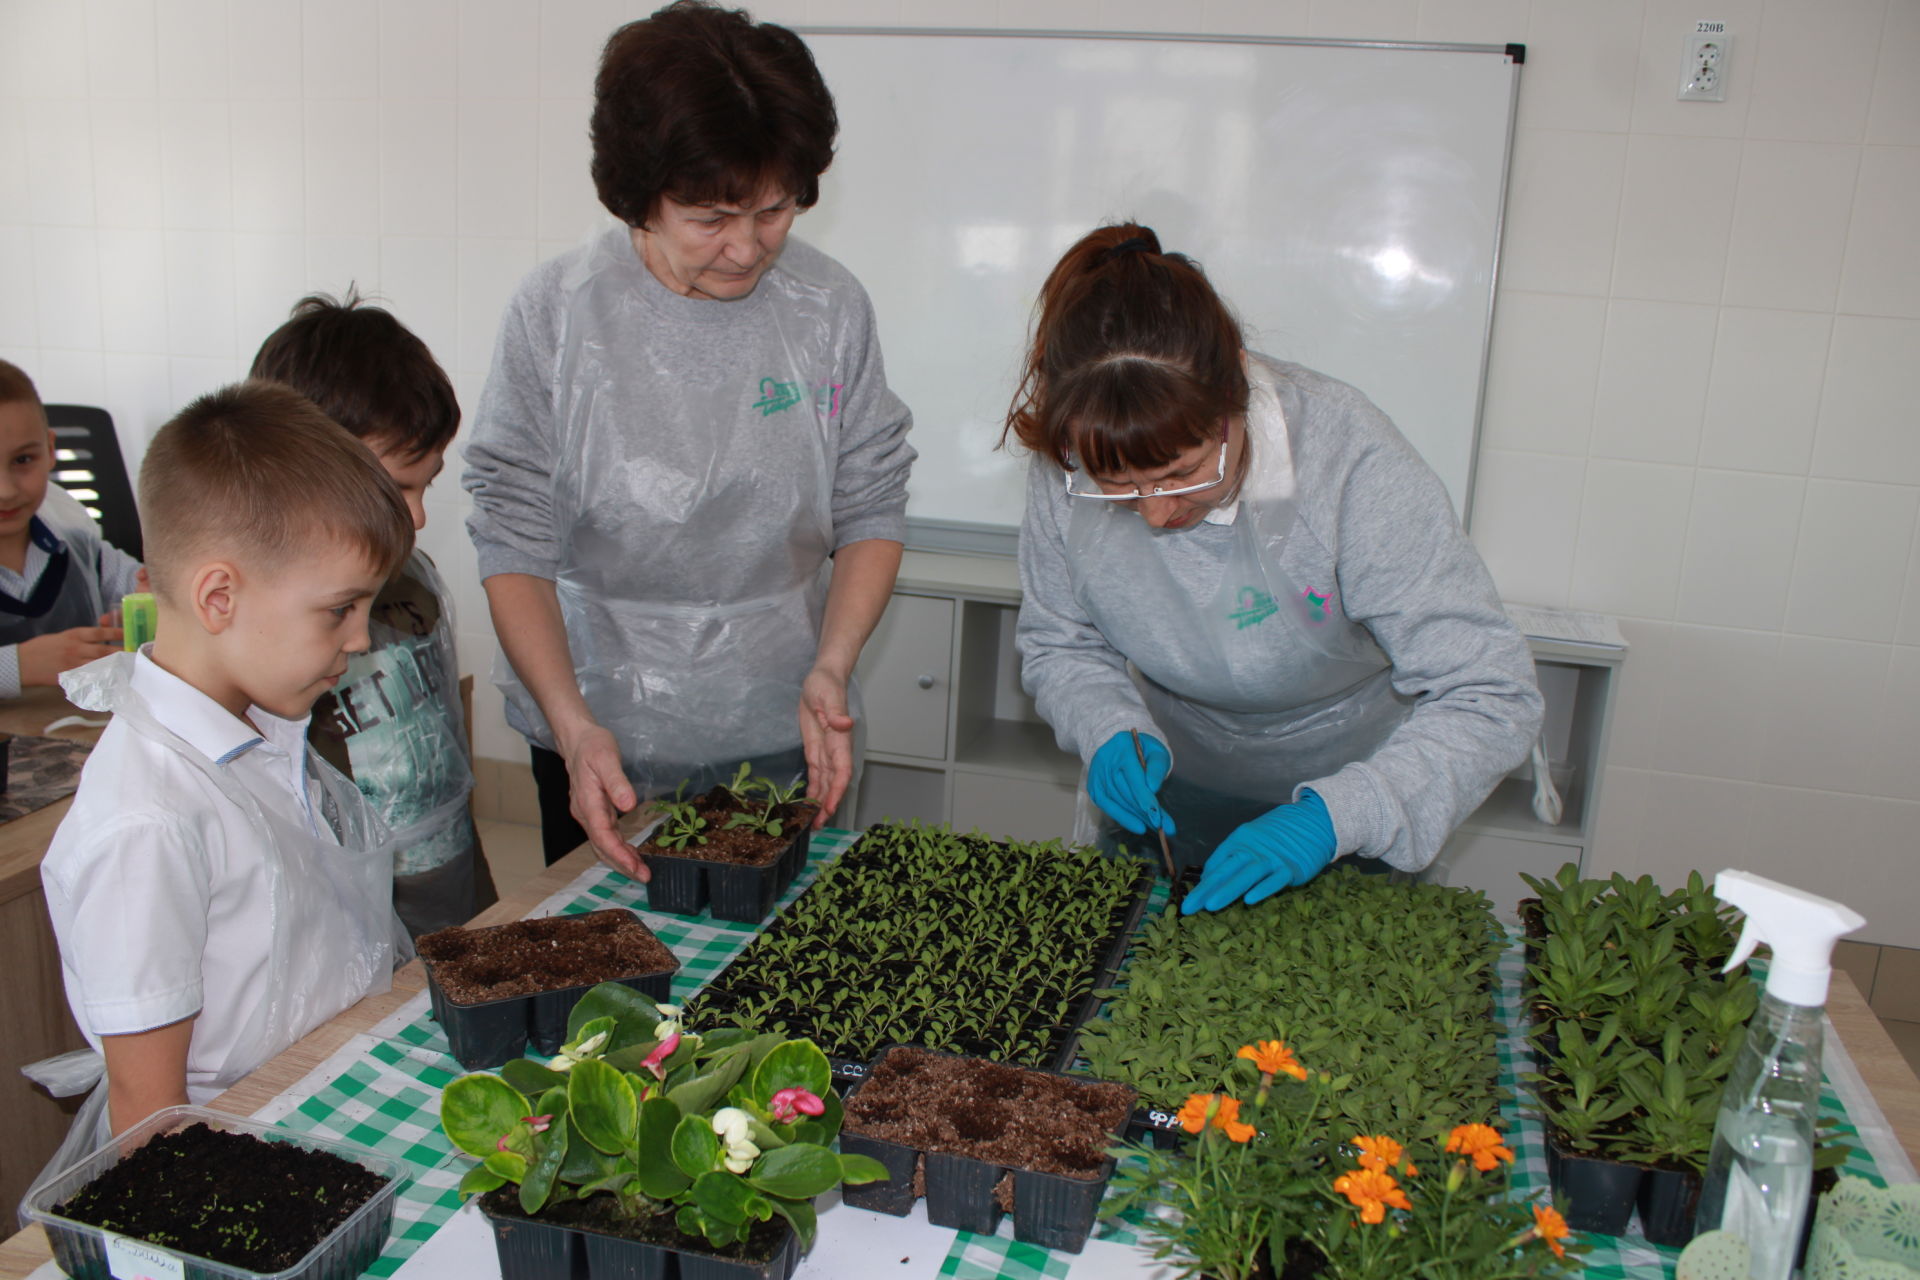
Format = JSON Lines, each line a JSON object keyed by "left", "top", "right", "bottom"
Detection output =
{"left": 419, "top": 909, "right": 679, "bottom": 1070}
{"left": 681, "top": 822, "right": 1152, "bottom": 1085}
{"left": 631, "top": 767, "right": 819, "bottom": 924}
{"left": 839, "top": 1045, "right": 1136, "bottom": 1253}
{"left": 24, "top": 1106, "right": 403, "bottom": 1280}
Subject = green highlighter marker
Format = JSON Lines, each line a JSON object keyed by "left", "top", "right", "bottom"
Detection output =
{"left": 121, "top": 592, "right": 157, "bottom": 651}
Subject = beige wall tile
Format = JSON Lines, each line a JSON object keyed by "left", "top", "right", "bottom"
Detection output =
{"left": 1869, "top": 944, "right": 1920, "bottom": 1023}
{"left": 1833, "top": 940, "right": 1881, "bottom": 1005}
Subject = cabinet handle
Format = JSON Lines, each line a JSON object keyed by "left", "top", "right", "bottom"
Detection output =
{"left": 916, "top": 674, "right": 935, "bottom": 690}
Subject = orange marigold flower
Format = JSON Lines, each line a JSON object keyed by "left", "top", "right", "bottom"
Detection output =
{"left": 1531, "top": 1204, "right": 1570, "bottom": 1259}
{"left": 1353, "top": 1134, "right": 1404, "bottom": 1174}
{"left": 1445, "top": 1123, "right": 1515, "bottom": 1172}
{"left": 1332, "top": 1166, "right": 1412, "bottom": 1225}
{"left": 1212, "top": 1096, "right": 1256, "bottom": 1143}
{"left": 1177, "top": 1093, "right": 1217, "bottom": 1135}
{"left": 1238, "top": 1039, "right": 1307, "bottom": 1081}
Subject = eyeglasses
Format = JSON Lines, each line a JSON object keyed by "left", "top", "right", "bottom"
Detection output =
{"left": 1064, "top": 433, "right": 1229, "bottom": 501}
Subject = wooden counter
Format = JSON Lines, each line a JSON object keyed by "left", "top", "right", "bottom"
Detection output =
{"left": 3, "top": 844, "right": 1917, "bottom": 1279}
{"left": 0, "top": 688, "right": 102, "bottom": 1219}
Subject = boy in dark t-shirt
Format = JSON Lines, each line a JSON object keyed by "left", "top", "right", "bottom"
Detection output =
{"left": 250, "top": 291, "right": 496, "bottom": 935}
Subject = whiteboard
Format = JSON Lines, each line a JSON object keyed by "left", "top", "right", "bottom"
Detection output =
{"left": 796, "top": 29, "right": 1521, "bottom": 531}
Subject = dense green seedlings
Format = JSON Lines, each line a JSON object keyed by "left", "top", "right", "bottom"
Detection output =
{"left": 682, "top": 822, "right": 1148, "bottom": 1067}
{"left": 1520, "top": 864, "right": 1770, "bottom": 1174}
{"left": 1078, "top": 867, "right": 1507, "bottom": 1147}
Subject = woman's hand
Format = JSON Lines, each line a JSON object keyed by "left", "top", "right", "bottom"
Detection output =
{"left": 560, "top": 722, "right": 648, "bottom": 880}
{"left": 799, "top": 666, "right": 855, "bottom": 828}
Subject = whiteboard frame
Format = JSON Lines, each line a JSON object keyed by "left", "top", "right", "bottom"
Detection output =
{"left": 796, "top": 26, "right": 1525, "bottom": 552}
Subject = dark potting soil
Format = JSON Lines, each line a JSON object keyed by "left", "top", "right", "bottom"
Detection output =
{"left": 647, "top": 786, "right": 816, "bottom": 867}
{"left": 417, "top": 909, "right": 675, "bottom": 1004}
{"left": 479, "top": 1186, "right": 790, "bottom": 1263}
{"left": 843, "top": 1047, "right": 1135, "bottom": 1178}
{"left": 54, "top": 1123, "right": 386, "bottom": 1273}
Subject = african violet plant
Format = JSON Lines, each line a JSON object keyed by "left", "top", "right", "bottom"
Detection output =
{"left": 682, "top": 822, "right": 1149, "bottom": 1067}
{"left": 1108, "top": 1036, "right": 1584, "bottom": 1280}
{"left": 1079, "top": 867, "right": 1507, "bottom": 1146}
{"left": 439, "top": 982, "right": 887, "bottom": 1250}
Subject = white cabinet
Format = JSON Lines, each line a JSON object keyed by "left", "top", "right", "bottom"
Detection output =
{"left": 855, "top": 552, "right": 1625, "bottom": 894}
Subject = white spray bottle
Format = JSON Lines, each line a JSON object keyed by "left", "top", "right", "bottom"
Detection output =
{"left": 1695, "top": 869, "right": 1865, "bottom": 1280}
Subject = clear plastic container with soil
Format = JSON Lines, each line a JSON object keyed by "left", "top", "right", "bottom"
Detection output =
{"left": 418, "top": 909, "right": 680, "bottom": 1070}
{"left": 23, "top": 1106, "right": 404, "bottom": 1280}
{"left": 478, "top": 1186, "right": 799, "bottom": 1280}
{"left": 680, "top": 824, "right": 1153, "bottom": 1086}
{"left": 634, "top": 782, "right": 818, "bottom": 924}
{"left": 838, "top": 1045, "right": 1136, "bottom": 1254}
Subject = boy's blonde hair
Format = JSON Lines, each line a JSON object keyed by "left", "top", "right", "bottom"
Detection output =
{"left": 139, "top": 381, "right": 414, "bottom": 602}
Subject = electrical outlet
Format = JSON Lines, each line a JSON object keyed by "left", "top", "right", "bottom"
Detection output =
{"left": 1679, "top": 22, "right": 1730, "bottom": 101}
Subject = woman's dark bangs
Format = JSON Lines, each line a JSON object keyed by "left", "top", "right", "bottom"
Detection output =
{"left": 1061, "top": 373, "right": 1217, "bottom": 477}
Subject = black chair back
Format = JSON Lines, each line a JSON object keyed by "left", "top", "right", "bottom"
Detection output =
{"left": 42, "top": 404, "right": 142, "bottom": 562}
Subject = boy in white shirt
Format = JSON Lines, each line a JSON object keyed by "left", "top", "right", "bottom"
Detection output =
{"left": 39, "top": 381, "right": 416, "bottom": 1152}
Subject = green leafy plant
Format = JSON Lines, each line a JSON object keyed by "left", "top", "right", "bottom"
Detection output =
{"left": 439, "top": 983, "right": 887, "bottom": 1250}
{"left": 682, "top": 822, "right": 1147, "bottom": 1067}
{"left": 655, "top": 784, "right": 709, "bottom": 851}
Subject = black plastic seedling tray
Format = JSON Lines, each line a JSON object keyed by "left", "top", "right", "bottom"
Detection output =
{"left": 481, "top": 1190, "right": 800, "bottom": 1280}
{"left": 642, "top": 824, "right": 810, "bottom": 925}
{"left": 837, "top": 1046, "right": 1132, "bottom": 1254}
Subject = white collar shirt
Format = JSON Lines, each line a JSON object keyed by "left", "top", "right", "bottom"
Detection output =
{"left": 40, "top": 651, "right": 339, "bottom": 1102}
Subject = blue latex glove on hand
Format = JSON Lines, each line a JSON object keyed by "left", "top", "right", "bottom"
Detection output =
{"left": 1087, "top": 732, "right": 1176, "bottom": 836}
{"left": 1182, "top": 790, "right": 1336, "bottom": 914}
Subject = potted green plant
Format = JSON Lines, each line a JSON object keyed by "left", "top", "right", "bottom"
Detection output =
{"left": 23, "top": 1107, "right": 405, "bottom": 1280}
{"left": 837, "top": 1044, "right": 1136, "bottom": 1253}
{"left": 637, "top": 766, "right": 819, "bottom": 923}
{"left": 438, "top": 981, "right": 887, "bottom": 1280}
{"left": 418, "top": 908, "right": 681, "bottom": 1070}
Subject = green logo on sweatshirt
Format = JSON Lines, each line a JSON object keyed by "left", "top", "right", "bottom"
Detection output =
{"left": 754, "top": 378, "right": 843, "bottom": 418}
{"left": 1229, "top": 587, "right": 1278, "bottom": 630}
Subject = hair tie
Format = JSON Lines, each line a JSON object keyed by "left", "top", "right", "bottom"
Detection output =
{"left": 1104, "top": 235, "right": 1156, "bottom": 261}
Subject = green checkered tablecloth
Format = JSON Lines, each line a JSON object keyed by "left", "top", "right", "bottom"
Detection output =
{"left": 260, "top": 840, "right": 1894, "bottom": 1280}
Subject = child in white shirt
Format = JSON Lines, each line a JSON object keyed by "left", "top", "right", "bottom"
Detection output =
{"left": 36, "top": 381, "right": 416, "bottom": 1171}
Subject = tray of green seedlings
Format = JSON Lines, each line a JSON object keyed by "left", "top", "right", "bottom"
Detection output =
{"left": 1076, "top": 866, "right": 1509, "bottom": 1149}
{"left": 681, "top": 822, "right": 1153, "bottom": 1088}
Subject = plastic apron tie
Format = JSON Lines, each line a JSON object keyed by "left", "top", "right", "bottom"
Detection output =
{"left": 1064, "top": 361, "right": 1410, "bottom": 866}
{"left": 499, "top": 229, "right": 849, "bottom": 799}
{"left": 23, "top": 652, "right": 402, "bottom": 1211}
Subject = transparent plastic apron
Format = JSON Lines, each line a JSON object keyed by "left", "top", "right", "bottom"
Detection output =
{"left": 335, "top": 549, "right": 476, "bottom": 878}
{"left": 504, "top": 233, "right": 842, "bottom": 801}
{"left": 21, "top": 652, "right": 402, "bottom": 1204}
{"left": 1065, "top": 372, "right": 1410, "bottom": 867}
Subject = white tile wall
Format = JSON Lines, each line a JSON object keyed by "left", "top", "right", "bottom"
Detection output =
{"left": 4, "top": 0, "right": 1917, "bottom": 943}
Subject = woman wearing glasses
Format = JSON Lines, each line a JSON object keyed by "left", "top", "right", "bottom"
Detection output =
{"left": 1009, "top": 223, "right": 1542, "bottom": 913}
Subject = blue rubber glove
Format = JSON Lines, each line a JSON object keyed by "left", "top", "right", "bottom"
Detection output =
{"left": 1086, "top": 732, "right": 1176, "bottom": 836}
{"left": 1182, "top": 790, "right": 1336, "bottom": 914}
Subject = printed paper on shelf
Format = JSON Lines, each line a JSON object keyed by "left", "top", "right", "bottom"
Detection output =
{"left": 1502, "top": 602, "right": 1628, "bottom": 650}
{"left": 105, "top": 1234, "right": 184, "bottom": 1280}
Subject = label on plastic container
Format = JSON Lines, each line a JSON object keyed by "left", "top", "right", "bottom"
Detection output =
{"left": 105, "top": 1234, "right": 184, "bottom": 1280}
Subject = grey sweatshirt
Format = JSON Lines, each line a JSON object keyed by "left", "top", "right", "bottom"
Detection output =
{"left": 1017, "top": 357, "right": 1543, "bottom": 871}
{"left": 463, "top": 229, "right": 915, "bottom": 587}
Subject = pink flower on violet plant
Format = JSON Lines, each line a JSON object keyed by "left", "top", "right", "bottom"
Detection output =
{"left": 641, "top": 1030, "right": 681, "bottom": 1080}
{"left": 770, "top": 1088, "right": 825, "bottom": 1123}
{"left": 522, "top": 1114, "right": 553, "bottom": 1134}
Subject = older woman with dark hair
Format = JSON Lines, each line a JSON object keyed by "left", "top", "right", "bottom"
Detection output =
{"left": 464, "top": 0, "right": 914, "bottom": 876}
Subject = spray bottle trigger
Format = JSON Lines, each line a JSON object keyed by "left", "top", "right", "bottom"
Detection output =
{"left": 1723, "top": 920, "right": 1760, "bottom": 976}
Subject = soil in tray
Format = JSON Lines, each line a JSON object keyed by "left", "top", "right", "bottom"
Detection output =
{"left": 480, "top": 1186, "right": 790, "bottom": 1264}
{"left": 843, "top": 1047, "right": 1134, "bottom": 1178}
{"left": 418, "top": 909, "right": 675, "bottom": 1004}
{"left": 647, "top": 786, "right": 816, "bottom": 867}
{"left": 54, "top": 1123, "right": 386, "bottom": 1273}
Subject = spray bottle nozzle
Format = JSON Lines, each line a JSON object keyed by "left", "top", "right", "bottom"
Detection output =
{"left": 1715, "top": 869, "right": 1865, "bottom": 1008}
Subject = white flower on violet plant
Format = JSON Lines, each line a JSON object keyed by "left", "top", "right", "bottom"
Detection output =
{"left": 548, "top": 1028, "right": 610, "bottom": 1073}
{"left": 711, "top": 1107, "right": 762, "bottom": 1174}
